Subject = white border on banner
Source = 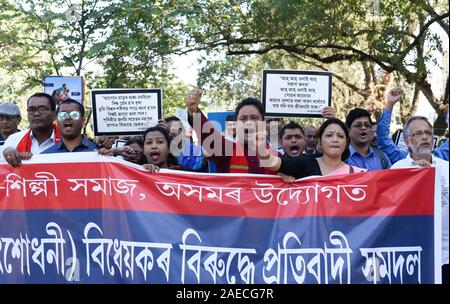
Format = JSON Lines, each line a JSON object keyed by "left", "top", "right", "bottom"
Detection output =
{"left": 0, "top": 152, "right": 283, "bottom": 179}
{"left": 0, "top": 153, "right": 441, "bottom": 283}
{"left": 433, "top": 167, "right": 443, "bottom": 283}
{"left": 0, "top": 152, "right": 324, "bottom": 180}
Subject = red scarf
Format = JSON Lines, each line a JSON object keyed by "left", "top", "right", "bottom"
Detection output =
{"left": 16, "top": 124, "right": 61, "bottom": 153}
{"left": 229, "top": 141, "right": 278, "bottom": 174}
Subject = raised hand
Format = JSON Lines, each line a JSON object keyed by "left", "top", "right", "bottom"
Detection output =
{"left": 321, "top": 106, "right": 336, "bottom": 119}
{"left": 386, "top": 86, "right": 404, "bottom": 110}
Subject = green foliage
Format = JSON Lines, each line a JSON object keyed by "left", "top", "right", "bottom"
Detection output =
{"left": 1, "top": 0, "right": 448, "bottom": 134}
{"left": 174, "top": 0, "right": 448, "bottom": 129}
{"left": 0, "top": 0, "right": 191, "bottom": 131}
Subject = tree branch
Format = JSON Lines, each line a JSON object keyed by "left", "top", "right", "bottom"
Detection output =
{"left": 409, "top": 0, "right": 449, "bottom": 36}
{"left": 289, "top": 53, "right": 368, "bottom": 98}
{"left": 400, "top": 11, "right": 449, "bottom": 62}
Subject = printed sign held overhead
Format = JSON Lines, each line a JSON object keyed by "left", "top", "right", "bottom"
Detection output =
{"left": 262, "top": 70, "right": 332, "bottom": 118}
{"left": 91, "top": 89, "right": 162, "bottom": 136}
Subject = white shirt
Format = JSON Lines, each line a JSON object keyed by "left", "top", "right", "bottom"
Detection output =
{"left": 392, "top": 155, "right": 449, "bottom": 265}
{"left": 0, "top": 129, "right": 57, "bottom": 159}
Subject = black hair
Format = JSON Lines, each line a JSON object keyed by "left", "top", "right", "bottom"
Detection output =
{"left": 125, "top": 137, "right": 144, "bottom": 147}
{"left": 57, "top": 99, "right": 85, "bottom": 117}
{"left": 142, "top": 126, "right": 178, "bottom": 167}
{"left": 226, "top": 115, "right": 235, "bottom": 121}
{"left": 234, "top": 97, "right": 264, "bottom": 120}
{"left": 345, "top": 108, "right": 372, "bottom": 128}
{"left": 317, "top": 118, "right": 351, "bottom": 160}
{"left": 125, "top": 137, "right": 145, "bottom": 165}
{"left": 165, "top": 116, "right": 181, "bottom": 123}
{"left": 281, "top": 121, "right": 305, "bottom": 138}
{"left": 27, "top": 92, "right": 57, "bottom": 111}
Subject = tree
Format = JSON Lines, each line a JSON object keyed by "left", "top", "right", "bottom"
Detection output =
{"left": 0, "top": 0, "right": 189, "bottom": 130}
{"left": 173, "top": 0, "right": 449, "bottom": 134}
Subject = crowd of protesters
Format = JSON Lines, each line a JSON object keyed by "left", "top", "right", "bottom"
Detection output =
{"left": 0, "top": 87, "right": 448, "bottom": 283}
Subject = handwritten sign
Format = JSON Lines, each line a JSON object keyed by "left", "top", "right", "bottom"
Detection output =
{"left": 262, "top": 70, "right": 332, "bottom": 118}
{"left": 91, "top": 89, "right": 162, "bottom": 136}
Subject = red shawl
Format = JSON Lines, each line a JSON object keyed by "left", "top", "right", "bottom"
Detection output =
{"left": 16, "top": 124, "right": 61, "bottom": 153}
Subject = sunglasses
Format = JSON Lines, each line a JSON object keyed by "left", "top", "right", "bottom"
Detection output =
{"left": 57, "top": 111, "right": 81, "bottom": 121}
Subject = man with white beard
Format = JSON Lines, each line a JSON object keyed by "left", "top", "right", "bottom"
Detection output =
{"left": 391, "top": 116, "right": 449, "bottom": 284}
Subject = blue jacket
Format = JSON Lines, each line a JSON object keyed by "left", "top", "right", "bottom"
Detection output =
{"left": 376, "top": 109, "right": 407, "bottom": 164}
{"left": 377, "top": 109, "right": 449, "bottom": 162}
{"left": 433, "top": 139, "right": 448, "bottom": 161}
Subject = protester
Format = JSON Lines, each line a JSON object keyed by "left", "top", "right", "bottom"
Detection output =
{"left": 303, "top": 125, "right": 319, "bottom": 155}
{"left": 371, "top": 123, "right": 378, "bottom": 147}
{"left": 224, "top": 115, "right": 237, "bottom": 142}
{"left": 42, "top": 99, "right": 97, "bottom": 153}
{"left": 257, "top": 118, "right": 365, "bottom": 180}
{"left": 120, "top": 137, "right": 144, "bottom": 164}
{"left": 186, "top": 89, "right": 277, "bottom": 174}
{"left": 346, "top": 108, "right": 391, "bottom": 170}
{"left": 115, "top": 136, "right": 144, "bottom": 165}
{"left": 377, "top": 87, "right": 449, "bottom": 162}
{"left": 141, "top": 126, "right": 179, "bottom": 173}
{"left": 280, "top": 121, "right": 305, "bottom": 157}
{"left": 390, "top": 116, "right": 449, "bottom": 283}
{"left": 0, "top": 102, "right": 21, "bottom": 155}
{"left": 432, "top": 109, "right": 448, "bottom": 161}
{"left": 165, "top": 116, "right": 184, "bottom": 142}
{"left": 164, "top": 115, "right": 213, "bottom": 172}
{"left": 2, "top": 93, "right": 61, "bottom": 167}
{"left": 98, "top": 137, "right": 144, "bottom": 164}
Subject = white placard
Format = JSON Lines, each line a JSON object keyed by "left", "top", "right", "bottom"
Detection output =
{"left": 262, "top": 70, "right": 332, "bottom": 117}
{"left": 91, "top": 89, "right": 162, "bottom": 136}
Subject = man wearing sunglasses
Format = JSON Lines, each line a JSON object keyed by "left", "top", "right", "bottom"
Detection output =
{"left": 42, "top": 99, "right": 97, "bottom": 154}
{"left": 2, "top": 93, "right": 61, "bottom": 167}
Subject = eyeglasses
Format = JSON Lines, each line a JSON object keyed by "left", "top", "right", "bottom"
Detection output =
{"left": 27, "top": 106, "right": 51, "bottom": 114}
{"left": 57, "top": 111, "right": 81, "bottom": 121}
{"left": 351, "top": 122, "right": 371, "bottom": 129}
{"left": 409, "top": 130, "right": 433, "bottom": 139}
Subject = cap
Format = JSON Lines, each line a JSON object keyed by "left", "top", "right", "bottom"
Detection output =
{"left": 0, "top": 102, "right": 21, "bottom": 117}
